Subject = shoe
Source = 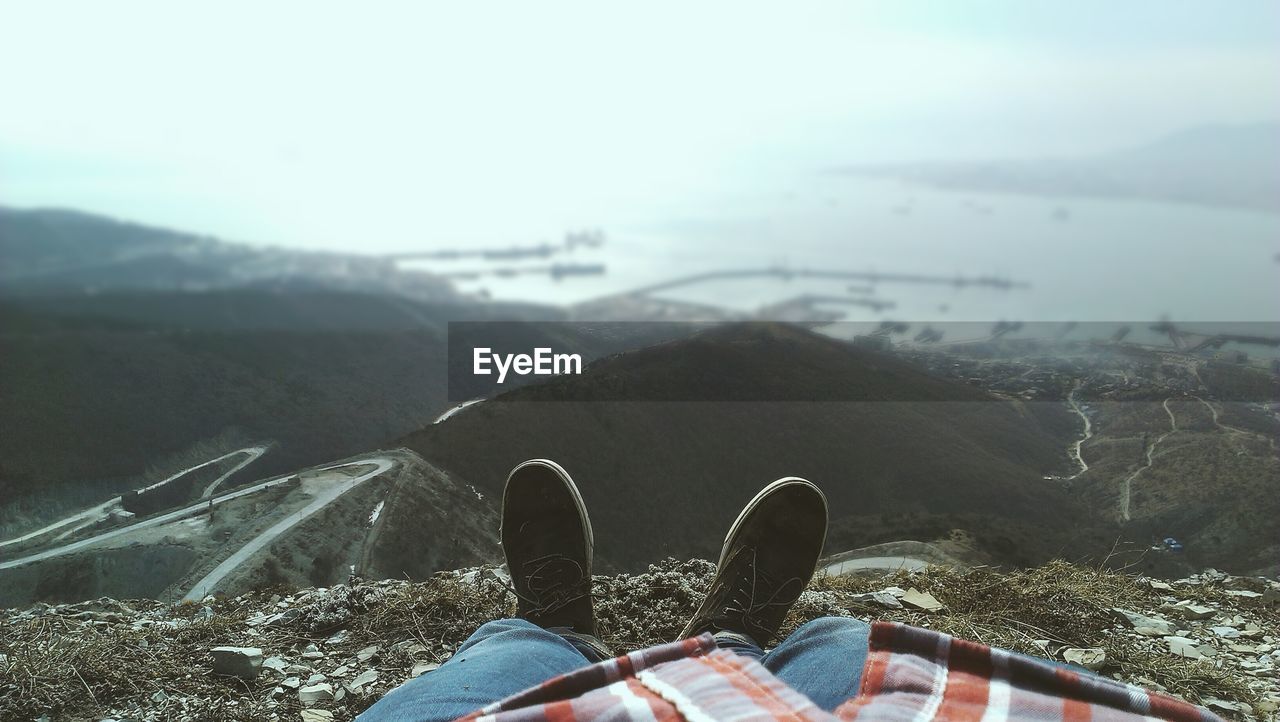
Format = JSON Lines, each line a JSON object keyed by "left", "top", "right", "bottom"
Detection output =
{"left": 679, "top": 477, "right": 828, "bottom": 646}
{"left": 501, "top": 459, "right": 597, "bottom": 635}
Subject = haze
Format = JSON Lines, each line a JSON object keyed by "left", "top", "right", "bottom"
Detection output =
{"left": 2, "top": 1, "right": 1278, "bottom": 252}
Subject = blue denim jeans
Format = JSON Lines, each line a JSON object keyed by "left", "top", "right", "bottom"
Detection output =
{"left": 358, "top": 616, "right": 871, "bottom": 722}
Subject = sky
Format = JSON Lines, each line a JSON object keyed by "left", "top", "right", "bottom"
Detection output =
{"left": 2, "top": 1, "right": 1278, "bottom": 251}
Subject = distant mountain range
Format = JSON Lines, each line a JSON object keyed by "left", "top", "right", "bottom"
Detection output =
{"left": 0, "top": 207, "right": 461, "bottom": 300}
{"left": 833, "top": 122, "right": 1280, "bottom": 212}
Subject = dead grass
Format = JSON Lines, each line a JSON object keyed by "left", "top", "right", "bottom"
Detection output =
{"left": 0, "top": 560, "right": 1268, "bottom": 721}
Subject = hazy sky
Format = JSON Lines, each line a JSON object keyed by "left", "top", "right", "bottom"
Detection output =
{"left": 3, "top": 1, "right": 1278, "bottom": 251}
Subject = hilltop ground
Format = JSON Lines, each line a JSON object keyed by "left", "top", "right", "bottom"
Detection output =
{"left": 2, "top": 560, "right": 1276, "bottom": 722}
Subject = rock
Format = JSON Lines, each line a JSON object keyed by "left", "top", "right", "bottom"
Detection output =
{"left": 356, "top": 644, "right": 380, "bottom": 662}
{"left": 1147, "top": 580, "right": 1174, "bottom": 592}
{"left": 301, "top": 710, "right": 334, "bottom": 722}
{"left": 282, "top": 677, "right": 301, "bottom": 689}
{"left": 1133, "top": 626, "right": 1169, "bottom": 637}
{"left": 263, "top": 656, "right": 289, "bottom": 674}
{"left": 210, "top": 647, "right": 264, "bottom": 679}
{"left": 1210, "top": 625, "right": 1240, "bottom": 638}
{"left": 264, "top": 609, "right": 301, "bottom": 628}
{"left": 1164, "top": 636, "right": 1214, "bottom": 659}
{"left": 1224, "top": 589, "right": 1262, "bottom": 599}
{"left": 325, "top": 629, "right": 349, "bottom": 646}
{"left": 349, "top": 669, "right": 379, "bottom": 691}
{"left": 331, "top": 664, "right": 350, "bottom": 677}
{"left": 1112, "top": 609, "right": 1175, "bottom": 635}
{"left": 849, "top": 592, "right": 902, "bottom": 609}
{"left": 1063, "top": 648, "right": 1107, "bottom": 671}
{"left": 301, "top": 651, "right": 325, "bottom": 660}
{"left": 900, "top": 588, "right": 943, "bottom": 612}
{"left": 298, "top": 683, "right": 334, "bottom": 705}
{"left": 1204, "top": 699, "right": 1243, "bottom": 713}
{"left": 411, "top": 662, "right": 440, "bottom": 677}
{"left": 1160, "top": 602, "right": 1215, "bottom": 620}
{"left": 306, "top": 673, "right": 327, "bottom": 685}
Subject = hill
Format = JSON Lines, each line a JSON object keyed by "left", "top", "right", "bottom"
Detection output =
{"left": 834, "top": 122, "right": 1280, "bottom": 213}
{"left": 393, "top": 323, "right": 1108, "bottom": 570}
{"left": 0, "top": 206, "right": 459, "bottom": 301}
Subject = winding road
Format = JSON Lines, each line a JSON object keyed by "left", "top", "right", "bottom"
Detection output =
{"left": 200, "top": 446, "right": 269, "bottom": 498}
{"left": 433, "top": 398, "right": 483, "bottom": 424}
{"left": 0, "top": 455, "right": 394, "bottom": 575}
{"left": 0, "top": 446, "right": 268, "bottom": 551}
{"left": 1065, "top": 385, "right": 1093, "bottom": 479}
{"left": 1119, "top": 398, "right": 1177, "bottom": 522}
{"left": 182, "top": 456, "right": 394, "bottom": 600}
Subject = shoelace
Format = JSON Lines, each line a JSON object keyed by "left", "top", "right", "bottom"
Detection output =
{"left": 710, "top": 548, "right": 803, "bottom": 634}
{"left": 513, "top": 553, "right": 590, "bottom": 617}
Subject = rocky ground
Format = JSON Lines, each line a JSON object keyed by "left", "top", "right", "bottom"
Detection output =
{"left": 1, "top": 560, "right": 1277, "bottom": 721}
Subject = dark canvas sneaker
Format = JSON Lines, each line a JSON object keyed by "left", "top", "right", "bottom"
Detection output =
{"left": 679, "top": 477, "right": 828, "bottom": 646}
{"left": 501, "top": 459, "right": 598, "bottom": 636}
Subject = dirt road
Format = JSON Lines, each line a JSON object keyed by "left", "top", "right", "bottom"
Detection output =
{"left": 182, "top": 456, "right": 395, "bottom": 600}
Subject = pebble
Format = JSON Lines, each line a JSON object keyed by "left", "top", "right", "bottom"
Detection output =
{"left": 900, "top": 588, "right": 944, "bottom": 612}
{"left": 349, "top": 669, "right": 379, "bottom": 691}
{"left": 1112, "top": 609, "right": 1175, "bottom": 636}
{"left": 1063, "top": 648, "right": 1107, "bottom": 671}
{"left": 210, "top": 647, "right": 263, "bottom": 679}
{"left": 848, "top": 592, "right": 902, "bottom": 609}
{"left": 298, "top": 682, "right": 334, "bottom": 705}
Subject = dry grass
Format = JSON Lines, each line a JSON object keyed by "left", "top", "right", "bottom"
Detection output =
{"left": 0, "top": 560, "right": 1270, "bottom": 721}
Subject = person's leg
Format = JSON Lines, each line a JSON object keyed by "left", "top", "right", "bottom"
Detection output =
{"left": 361, "top": 459, "right": 609, "bottom": 721}
{"left": 711, "top": 630, "right": 767, "bottom": 660}
{"left": 761, "top": 617, "right": 871, "bottom": 712}
{"left": 357, "top": 618, "right": 606, "bottom": 722}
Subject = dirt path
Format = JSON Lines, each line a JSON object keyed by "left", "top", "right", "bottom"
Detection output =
{"left": 433, "top": 398, "right": 483, "bottom": 424}
{"left": 1119, "top": 398, "right": 1177, "bottom": 522}
{"left": 182, "top": 457, "right": 394, "bottom": 600}
{"left": 1, "top": 454, "right": 390, "bottom": 571}
{"left": 0, "top": 446, "right": 268, "bottom": 551}
{"left": 200, "top": 446, "right": 269, "bottom": 498}
{"left": 1065, "top": 384, "right": 1093, "bottom": 479}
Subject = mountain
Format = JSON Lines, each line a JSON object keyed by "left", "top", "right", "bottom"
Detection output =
{"left": 0, "top": 206, "right": 460, "bottom": 301}
{"left": 391, "top": 323, "right": 1108, "bottom": 570}
{"left": 833, "top": 122, "right": 1280, "bottom": 212}
{"left": 0, "top": 208, "right": 686, "bottom": 536}
{"left": 0, "top": 292, "right": 690, "bottom": 535}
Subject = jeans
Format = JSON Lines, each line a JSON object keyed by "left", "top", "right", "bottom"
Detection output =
{"left": 358, "top": 616, "right": 871, "bottom": 722}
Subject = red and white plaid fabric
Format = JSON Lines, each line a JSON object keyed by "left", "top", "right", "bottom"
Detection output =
{"left": 457, "top": 622, "right": 1224, "bottom": 722}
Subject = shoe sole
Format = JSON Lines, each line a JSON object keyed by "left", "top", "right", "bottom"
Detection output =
{"left": 502, "top": 458, "right": 594, "bottom": 568}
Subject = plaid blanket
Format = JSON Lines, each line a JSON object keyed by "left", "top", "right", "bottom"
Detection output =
{"left": 458, "top": 621, "right": 1223, "bottom": 722}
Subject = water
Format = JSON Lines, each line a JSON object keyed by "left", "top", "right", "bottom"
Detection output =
{"left": 403, "top": 178, "right": 1280, "bottom": 324}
